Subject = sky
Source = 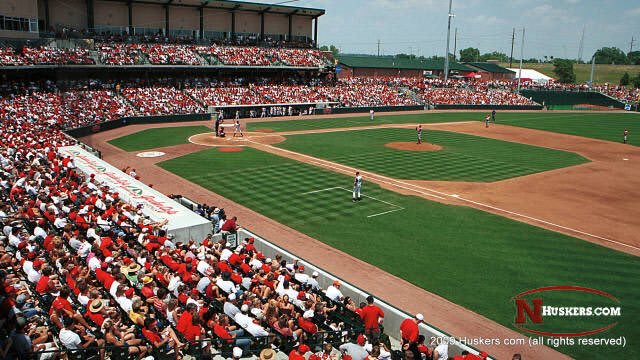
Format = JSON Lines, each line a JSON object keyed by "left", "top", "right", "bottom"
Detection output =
{"left": 253, "top": 0, "right": 640, "bottom": 60}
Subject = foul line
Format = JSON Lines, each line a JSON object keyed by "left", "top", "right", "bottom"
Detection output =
{"left": 247, "top": 138, "right": 640, "bottom": 253}
{"left": 302, "top": 186, "right": 341, "bottom": 195}
{"left": 303, "top": 186, "right": 405, "bottom": 218}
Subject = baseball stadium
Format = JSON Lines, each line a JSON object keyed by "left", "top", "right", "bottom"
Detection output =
{"left": 0, "top": 0, "right": 638, "bottom": 359}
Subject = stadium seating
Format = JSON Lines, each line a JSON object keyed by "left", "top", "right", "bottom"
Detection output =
{"left": 0, "top": 112, "right": 366, "bottom": 357}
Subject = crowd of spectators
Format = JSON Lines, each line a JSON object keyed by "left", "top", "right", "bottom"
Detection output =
{"left": 121, "top": 87, "right": 205, "bottom": 116}
{"left": 0, "top": 43, "right": 328, "bottom": 67}
{"left": 422, "top": 89, "right": 538, "bottom": 106}
{"left": 0, "top": 109, "right": 394, "bottom": 358}
{"left": 96, "top": 43, "right": 145, "bottom": 65}
{"left": 21, "top": 47, "right": 95, "bottom": 65}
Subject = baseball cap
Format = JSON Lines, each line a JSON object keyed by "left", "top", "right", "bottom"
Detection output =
{"left": 312, "top": 271, "right": 319, "bottom": 277}
{"left": 298, "top": 344, "right": 310, "bottom": 353}
{"left": 416, "top": 313, "right": 424, "bottom": 321}
{"left": 357, "top": 334, "right": 366, "bottom": 345}
{"left": 232, "top": 347, "right": 243, "bottom": 358}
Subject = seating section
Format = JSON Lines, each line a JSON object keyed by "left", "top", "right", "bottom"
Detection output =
{"left": 22, "top": 46, "right": 95, "bottom": 65}
{"left": 0, "top": 110, "right": 366, "bottom": 358}
{"left": 97, "top": 43, "right": 145, "bottom": 65}
{"left": 422, "top": 88, "right": 538, "bottom": 106}
{"left": 0, "top": 47, "right": 29, "bottom": 66}
{"left": 122, "top": 87, "right": 205, "bottom": 115}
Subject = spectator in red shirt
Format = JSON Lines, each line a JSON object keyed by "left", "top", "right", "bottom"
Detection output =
{"left": 400, "top": 313, "right": 424, "bottom": 345}
{"left": 221, "top": 216, "right": 239, "bottom": 236}
{"left": 360, "top": 295, "right": 384, "bottom": 339}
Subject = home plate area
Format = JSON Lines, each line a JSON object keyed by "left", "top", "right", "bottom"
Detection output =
{"left": 303, "top": 186, "right": 404, "bottom": 218}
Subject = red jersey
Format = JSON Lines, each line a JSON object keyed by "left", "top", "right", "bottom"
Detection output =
{"left": 360, "top": 305, "right": 384, "bottom": 331}
{"left": 399, "top": 318, "right": 419, "bottom": 342}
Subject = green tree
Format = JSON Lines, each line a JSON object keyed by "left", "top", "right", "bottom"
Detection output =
{"left": 319, "top": 45, "right": 340, "bottom": 57}
{"left": 480, "top": 51, "right": 509, "bottom": 62}
{"left": 620, "top": 72, "right": 630, "bottom": 86}
{"left": 627, "top": 51, "right": 640, "bottom": 65}
{"left": 395, "top": 53, "right": 417, "bottom": 60}
{"left": 593, "top": 47, "right": 628, "bottom": 64}
{"left": 459, "top": 47, "right": 480, "bottom": 62}
{"left": 552, "top": 58, "right": 576, "bottom": 84}
{"left": 632, "top": 73, "right": 640, "bottom": 88}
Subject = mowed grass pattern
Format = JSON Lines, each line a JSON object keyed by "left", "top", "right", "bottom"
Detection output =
{"left": 247, "top": 112, "right": 473, "bottom": 132}
{"left": 497, "top": 112, "right": 640, "bottom": 146}
{"left": 159, "top": 147, "right": 640, "bottom": 359}
{"left": 276, "top": 128, "right": 588, "bottom": 181}
{"left": 108, "top": 125, "right": 210, "bottom": 151}
{"left": 248, "top": 112, "right": 640, "bottom": 146}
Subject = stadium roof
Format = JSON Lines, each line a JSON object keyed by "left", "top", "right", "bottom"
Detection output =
{"left": 463, "top": 62, "right": 515, "bottom": 74}
{"left": 338, "top": 55, "right": 473, "bottom": 72}
{"left": 99, "top": 0, "right": 325, "bottom": 17}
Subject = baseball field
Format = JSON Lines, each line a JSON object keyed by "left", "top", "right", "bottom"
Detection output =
{"left": 101, "top": 110, "right": 640, "bottom": 359}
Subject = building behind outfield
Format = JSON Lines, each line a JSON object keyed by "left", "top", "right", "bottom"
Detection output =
{"left": 0, "top": 0, "right": 323, "bottom": 44}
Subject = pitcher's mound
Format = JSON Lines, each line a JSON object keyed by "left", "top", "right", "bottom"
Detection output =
{"left": 385, "top": 142, "right": 442, "bottom": 151}
{"left": 218, "top": 147, "right": 244, "bottom": 152}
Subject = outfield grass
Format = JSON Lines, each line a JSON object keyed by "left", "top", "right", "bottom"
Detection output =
{"left": 498, "top": 63, "right": 640, "bottom": 84}
{"left": 108, "top": 125, "right": 210, "bottom": 151}
{"left": 159, "top": 147, "right": 640, "bottom": 359}
{"left": 249, "top": 112, "right": 640, "bottom": 146}
{"left": 246, "top": 112, "right": 474, "bottom": 132}
{"left": 275, "top": 128, "right": 588, "bottom": 181}
{"left": 496, "top": 112, "right": 640, "bottom": 146}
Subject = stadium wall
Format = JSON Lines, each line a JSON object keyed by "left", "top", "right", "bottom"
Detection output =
{"left": 520, "top": 90, "right": 625, "bottom": 109}
{"left": 433, "top": 104, "right": 543, "bottom": 110}
{"left": 94, "top": 1, "right": 128, "bottom": 30}
{"left": 0, "top": 0, "right": 39, "bottom": 39}
{"left": 48, "top": 0, "right": 87, "bottom": 29}
{"left": 240, "top": 228, "right": 493, "bottom": 360}
{"left": 65, "top": 113, "right": 210, "bottom": 138}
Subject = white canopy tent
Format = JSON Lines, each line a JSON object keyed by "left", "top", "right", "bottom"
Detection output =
{"left": 507, "top": 68, "right": 554, "bottom": 83}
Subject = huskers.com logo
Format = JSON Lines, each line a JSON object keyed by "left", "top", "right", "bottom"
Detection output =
{"left": 514, "top": 286, "right": 621, "bottom": 337}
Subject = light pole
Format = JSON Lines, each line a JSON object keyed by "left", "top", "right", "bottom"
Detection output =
{"left": 443, "top": 0, "right": 454, "bottom": 83}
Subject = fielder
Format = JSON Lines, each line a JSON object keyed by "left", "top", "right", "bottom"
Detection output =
{"left": 233, "top": 119, "right": 243, "bottom": 138}
{"left": 352, "top": 171, "right": 363, "bottom": 202}
{"left": 416, "top": 125, "right": 423, "bottom": 144}
{"left": 485, "top": 114, "right": 490, "bottom": 128}
{"left": 370, "top": 109, "right": 375, "bottom": 121}
{"left": 623, "top": 129, "right": 629, "bottom": 144}
{"left": 491, "top": 109, "right": 496, "bottom": 122}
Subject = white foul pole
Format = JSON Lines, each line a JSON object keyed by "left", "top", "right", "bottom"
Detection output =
{"left": 444, "top": 0, "right": 453, "bottom": 83}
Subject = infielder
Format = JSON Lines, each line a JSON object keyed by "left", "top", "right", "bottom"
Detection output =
{"left": 416, "top": 125, "right": 423, "bottom": 144}
{"left": 485, "top": 114, "right": 490, "bottom": 128}
{"left": 353, "top": 171, "right": 363, "bottom": 202}
{"left": 491, "top": 109, "right": 496, "bottom": 122}
{"left": 370, "top": 109, "right": 375, "bottom": 121}
{"left": 233, "top": 119, "right": 243, "bottom": 138}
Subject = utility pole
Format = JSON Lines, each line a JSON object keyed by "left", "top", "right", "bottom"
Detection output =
{"left": 443, "top": 0, "right": 454, "bottom": 83}
{"left": 631, "top": 37, "right": 635, "bottom": 53}
{"left": 453, "top": 27, "right": 457, "bottom": 61}
{"left": 509, "top": 27, "right": 515, "bottom": 68}
{"left": 377, "top": 39, "right": 380, "bottom": 57}
{"left": 577, "top": 26, "right": 585, "bottom": 62}
{"left": 517, "top": 27, "right": 525, "bottom": 93}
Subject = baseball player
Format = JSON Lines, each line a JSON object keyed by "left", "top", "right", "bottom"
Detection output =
{"left": 235, "top": 110, "right": 240, "bottom": 120}
{"left": 370, "top": 109, "right": 375, "bottom": 121}
{"left": 352, "top": 171, "right": 363, "bottom": 202}
{"left": 485, "top": 114, "right": 490, "bottom": 128}
{"left": 491, "top": 109, "right": 496, "bottom": 122}
{"left": 623, "top": 129, "right": 629, "bottom": 144}
{"left": 233, "top": 119, "right": 243, "bottom": 138}
{"left": 416, "top": 125, "right": 423, "bottom": 144}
